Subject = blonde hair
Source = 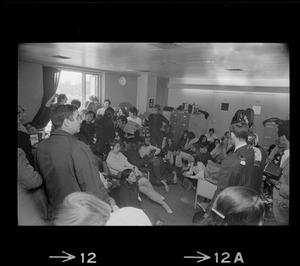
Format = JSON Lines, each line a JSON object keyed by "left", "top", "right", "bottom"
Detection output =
{"left": 52, "top": 192, "right": 111, "bottom": 226}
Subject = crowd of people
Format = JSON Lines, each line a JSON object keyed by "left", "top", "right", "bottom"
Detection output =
{"left": 17, "top": 95, "right": 289, "bottom": 226}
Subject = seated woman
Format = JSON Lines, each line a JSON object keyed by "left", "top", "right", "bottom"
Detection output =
{"left": 120, "top": 169, "right": 173, "bottom": 214}
{"left": 199, "top": 186, "right": 265, "bottom": 226}
{"left": 177, "top": 129, "right": 189, "bottom": 150}
{"left": 182, "top": 153, "right": 206, "bottom": 189}
{"left": 52, "top": 191, "right": 152, "bottom": 226}
{"left": 149, "top": 153, "right": 178, "bottom": 192}
{"left": 183, "top": 131, "right": 199, "bottom": 153}
{"left": 106, "top": 139, "right": 173, "bottom": 214}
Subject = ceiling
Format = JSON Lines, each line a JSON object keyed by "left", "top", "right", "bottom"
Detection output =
{"left": 18, "top": 42, "right": 289, "bottom": 88}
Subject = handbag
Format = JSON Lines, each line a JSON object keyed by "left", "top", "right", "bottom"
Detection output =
{"left": 264, "top": 162, "right": 282, "bottom": 181}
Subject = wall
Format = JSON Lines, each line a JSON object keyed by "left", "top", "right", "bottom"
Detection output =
{"left": 18, "top": 61, "right": 43, "bottom": 124}
{"left": 156, "top": 76, "right": 169, "bottom": 110}
{"left": 168, "top": 87, "right": 289, "bottom": 146}
{"left": 103, "top": 73, "right": 138, "bottom": 110}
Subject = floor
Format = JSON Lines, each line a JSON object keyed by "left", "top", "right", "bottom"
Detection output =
{"left": 139, "top": 179, "right": 201, "bottom": 226}
{"left": 139, "top": 179, "right": 279, "bottom": 226}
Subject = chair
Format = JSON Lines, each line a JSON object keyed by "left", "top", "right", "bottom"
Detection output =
{"left": 194, "top": 172, "right": 217, "bottom": 210}
{"left": 102, "top": 161, "right": 121, "bottom": 187}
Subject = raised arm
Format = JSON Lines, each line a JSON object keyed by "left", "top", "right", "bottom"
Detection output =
{"left": 45, "top": 93, "right": 58, "bottom": 108}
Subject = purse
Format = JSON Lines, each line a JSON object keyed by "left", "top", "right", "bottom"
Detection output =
{"left": 264, "top": 162, "right": 282, "bottom": 181}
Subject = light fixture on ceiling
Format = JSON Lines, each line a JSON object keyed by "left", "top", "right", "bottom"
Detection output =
{"left": 52, "top": 55, "right": 71, "bottom": 59}
{"left": 226, "top": 68, "right": 244, "bottom": 71}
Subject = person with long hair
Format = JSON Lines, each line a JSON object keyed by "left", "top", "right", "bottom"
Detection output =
{"left": 106, "top": 139, "right": 173, "bottom": 214}
{"left": 200, "top": 186, "right": 265, "bottom": 225}
{"left": 119, "top": 168, "right": 173, "bottom": 213}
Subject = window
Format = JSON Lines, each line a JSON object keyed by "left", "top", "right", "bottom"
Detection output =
{"left": 45, "top": 69, "right": 101, "bottom": 134}
{"left": 221, "top": 102, "right": 229, "bottom": 111}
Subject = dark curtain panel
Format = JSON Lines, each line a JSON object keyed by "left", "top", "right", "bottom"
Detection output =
{"left": 30, "top": 66, "right": 61, "bottom": 129}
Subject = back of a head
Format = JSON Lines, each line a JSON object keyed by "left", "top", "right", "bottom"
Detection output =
{"left": 71, "top": 99, "right": 81, "bottom": 109}
{"left": 51, "top": 104, "right": 78, "bottom": 129}
{"left": 278, "top": 120, "right": 289, "bottom": 141}
{"left": 202, "top": 186, "right": 265, "bottom": 226}
{"left": 57, "top": 94, "right": 67, "bottom": 103}
{"left": 104, "top": 107, "right": 115, "bottom": 119}
{"left": 229, "top": 121, "right": 249, "bottom": 141}
{"left": 52, "top": 192, "right": 111, "bottom": 226}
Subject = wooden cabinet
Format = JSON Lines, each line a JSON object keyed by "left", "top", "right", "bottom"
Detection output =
{"left": 170, "top": 111, "right": 208, "bottom": 143}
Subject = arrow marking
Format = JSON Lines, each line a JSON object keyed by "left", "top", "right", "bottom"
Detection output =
{"left": 184, "top": 251, "right": 211, "bottom": 263}
{"left": 49, "top": 251, "right": 76, "bottom": 262}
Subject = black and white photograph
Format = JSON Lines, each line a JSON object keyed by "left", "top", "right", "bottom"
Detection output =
{"left": 8, "top": 1, "right": 297, "bottom": 265}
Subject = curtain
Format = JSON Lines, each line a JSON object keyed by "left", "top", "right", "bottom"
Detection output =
{"left": 29, "top": 66, "right": 61, "bottom": 129}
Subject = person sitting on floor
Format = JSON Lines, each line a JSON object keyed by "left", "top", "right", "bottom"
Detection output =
{"left": 199, "top": 186, "right": 265, "bottom": 226}
{"left": 127, "top": 106, "right": 142, "bottom": 127}
{"left": 182, "top": 153, "right": 206, "bottom": 190}
{"left": 106, "top": 139, "right": 173, "bottom": 214}
{"left": 52, "top": 191, "right": 152, "bottom": 226}
{"left": 123, "top": 138, "right": 153, "bottom": 169}
{"left": 138, "top": 136, "right": 161, "bottom": 158}
{"left": 184, "top": 131, "right": 199, "bottom": 153}
{"left": 194, "top": 142, "right": 217, "bottom": 167}
{"left": 149, "top": 153, "right": 178, "bottom": 192}
{"left": 119, "top": 168, "right": 173, "bottom": 214}
{"left": 177, "top": 129, "right": 189, "bottom": 150}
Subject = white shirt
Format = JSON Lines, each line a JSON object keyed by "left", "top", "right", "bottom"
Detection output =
{"left": 234, "top": 143, "right": 247, "bottom": 152}
{"left": 106, "top": 207, "right": 152, "bottom": 226}
{"left": 106, "top": 151, "right": 134, "bottom": 175}
{"left": 127, "top": 116, "right": 142, "bottom": 127}
{"left": 280, "top": 149, "right": 290, "bottom": 167}
{"left": 139, "top": 145, "right": 161, "bottom": 158}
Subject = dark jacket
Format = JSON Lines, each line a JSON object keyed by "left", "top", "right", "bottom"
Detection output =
{"left": 150, "top": 157, "right": 175, "bottom": 185}
{"left": 123, "top": 143, "right": 152, "bottom": 168}
{"left": 148, "top": 113, "right": 169, "bottom": 135}
{"left": 78, "top": 120, "right": 96, "bottom": 147}
{"left": 119, "top": 181, "right": 141, "bottom": 209}
{"left": 18, "top": 130, "right": 35, "bottom": 169}
{"left": 94, "top": 115, "right": 116, "bottom": 157}
{"left": 206, "top": 144, "right": 255, "bottom": 213}
{"left": 36, "top": 129, "right": 110, "bottom": 219}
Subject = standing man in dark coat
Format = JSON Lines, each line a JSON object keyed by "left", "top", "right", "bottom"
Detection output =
{"left": 37, "top": 104, "right": 111, "bottom": 220}
{"left": 148, "top": 104, "right": 169, "bottom": 149}
{"left": 205, "top": 121, "right": 255, "bottom": 214}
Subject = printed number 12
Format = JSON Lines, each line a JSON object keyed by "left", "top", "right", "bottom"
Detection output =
{"left": 81, "top": 253, "right": 97, "bottom": 263}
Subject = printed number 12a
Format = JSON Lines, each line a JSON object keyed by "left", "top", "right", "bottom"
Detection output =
{"left": 215, "top": 252, "right": 244, "bottom": 263}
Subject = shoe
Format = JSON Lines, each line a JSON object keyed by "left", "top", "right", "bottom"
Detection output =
{"left": 160, "top": 195, "right": 165, "bottom": 200}
{"left": 164, "top": 186, "right": 169, "bottom": 193}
